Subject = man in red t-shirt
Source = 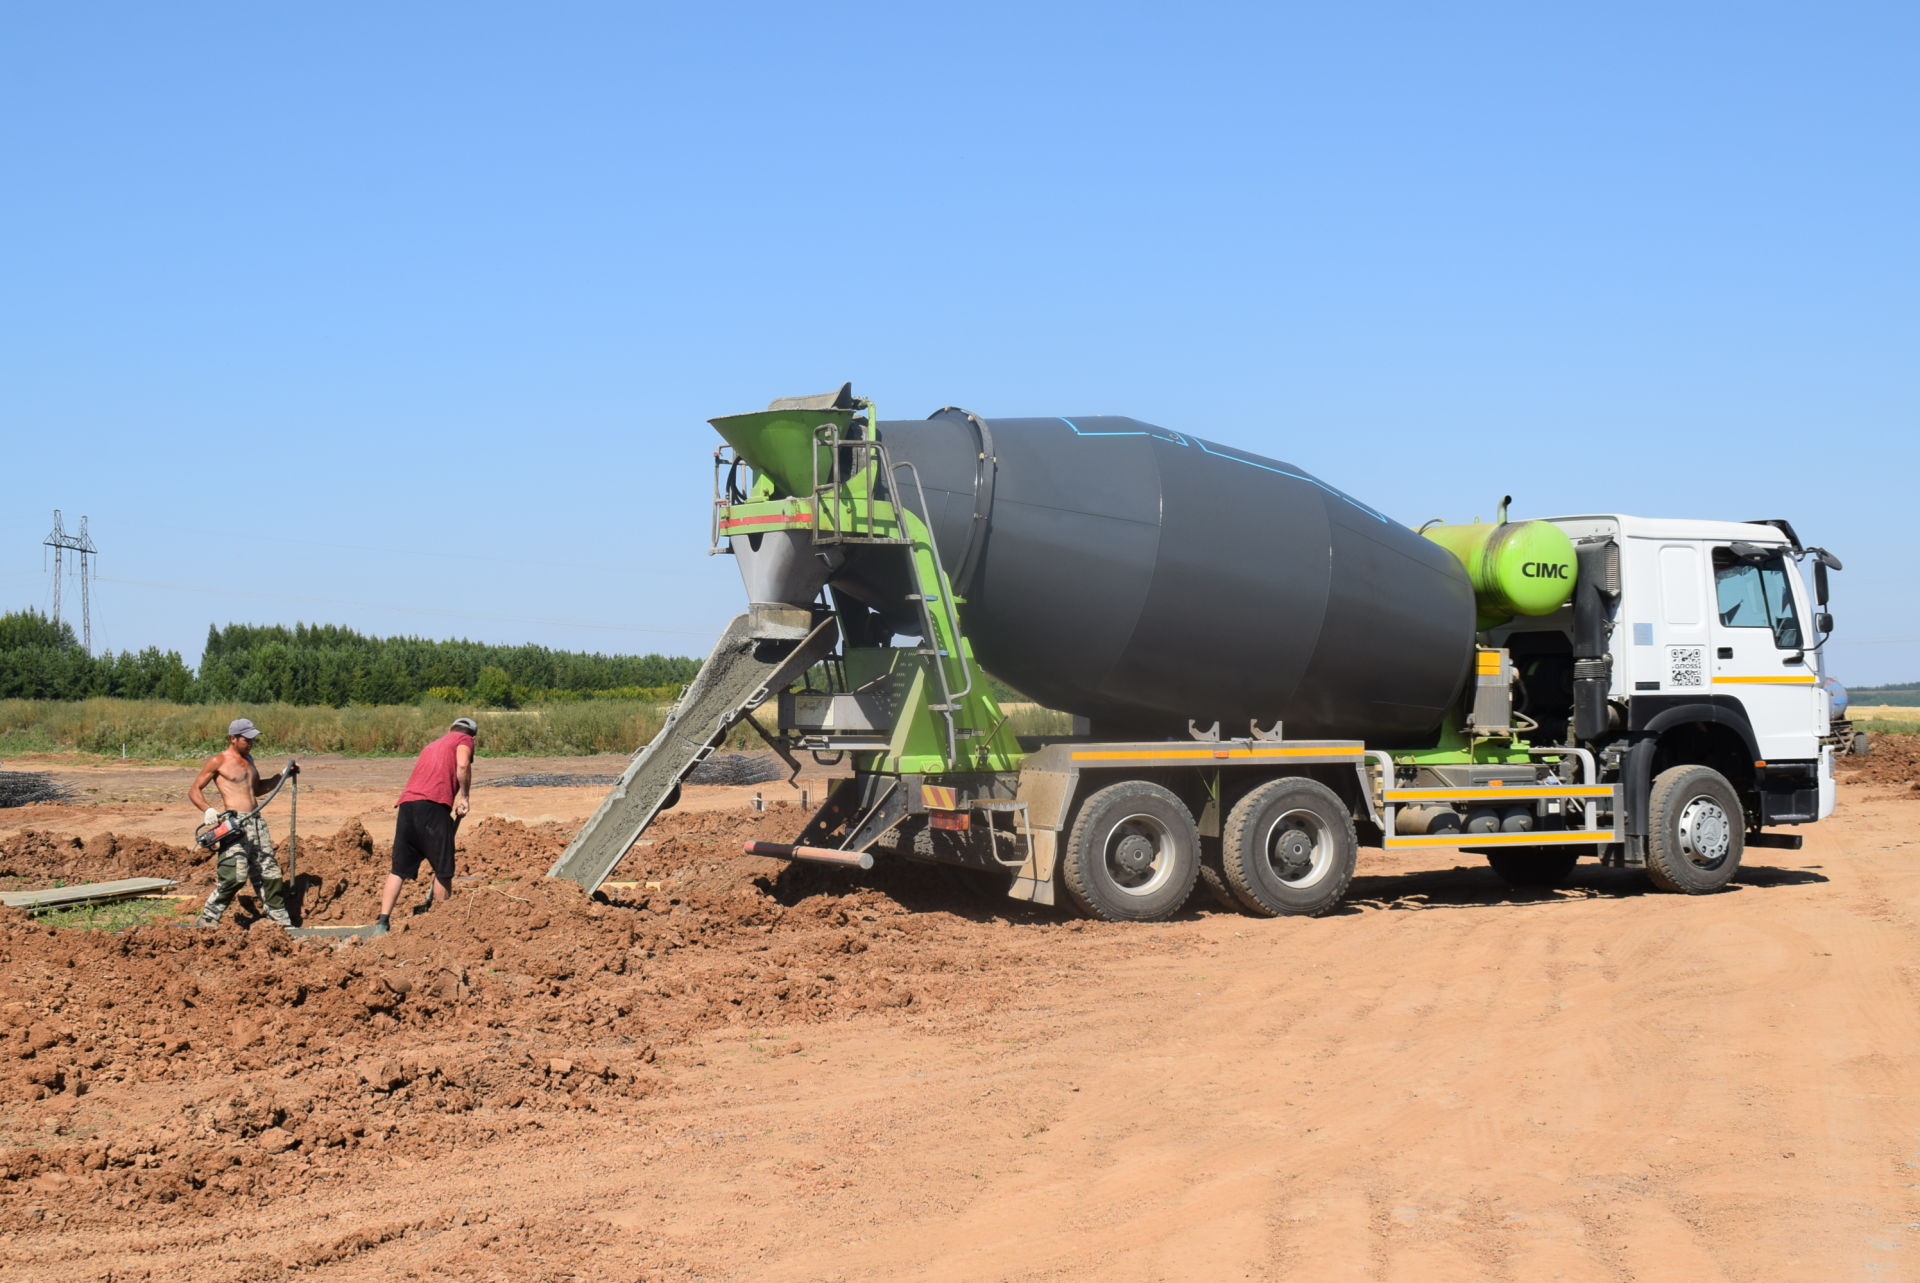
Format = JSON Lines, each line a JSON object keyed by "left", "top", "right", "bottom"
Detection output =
{"left": 374, "top": 717, "right": 477, "bottom": 933}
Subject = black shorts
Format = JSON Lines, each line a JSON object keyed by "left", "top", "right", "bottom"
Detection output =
{"left": 391, "top": 800, "right": 457, "bottom": 884}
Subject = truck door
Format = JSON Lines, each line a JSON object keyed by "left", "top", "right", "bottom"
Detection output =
{"left": 1709, "top": 546, "right": 1821, "bottom": 761}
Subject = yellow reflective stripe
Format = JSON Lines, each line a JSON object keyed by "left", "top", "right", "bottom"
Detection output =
{"left": 1383, "top": 830, "right": 1615, "bottom": 848}
{"left": 1384, "top": 786, "right": 1613, "bottom": 801}
{"left": 921, "top": 785, "right": 959, "bottom": 810}
{"left": 1711, "top": 675, "right": 1817, "bottom": 685}
{"left": 1069, "top": 746, "right": 1365, "bottom": 762}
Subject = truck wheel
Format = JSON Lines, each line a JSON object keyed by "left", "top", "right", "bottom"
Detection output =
{"left": 1220, "top": 778, "right": 1357, "bottom": 917}
{"left": 1645, "top": 765, "right": 1744, "bottom": 894}
{"left": 1485, "top": 850, "right": 1579, "bottom": 889}
{"left": 1062, "top": 780, "right": 1200, "bottom": 922}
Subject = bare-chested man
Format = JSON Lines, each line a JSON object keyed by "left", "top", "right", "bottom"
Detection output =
{"left": 188, "top": 717, "right": 300, "bottom": 928}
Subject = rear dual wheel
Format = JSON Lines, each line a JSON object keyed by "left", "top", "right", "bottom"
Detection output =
{"left": 1062, "top": 781, "right": 1200, "bottom": 922}
{"left": 1220, "top": 778, "right": 1357, "bottom": 917}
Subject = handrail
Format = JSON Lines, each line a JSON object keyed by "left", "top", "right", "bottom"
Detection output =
{"left": 887, "top": 458, "right": 973, "bottom": 701}
{"left": 785, "top": 410, "right": 985, "bottom": 767}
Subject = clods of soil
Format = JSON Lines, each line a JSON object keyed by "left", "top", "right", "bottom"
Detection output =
{"left": 0, "top": 803, "right": 1066, "bottom": 1225}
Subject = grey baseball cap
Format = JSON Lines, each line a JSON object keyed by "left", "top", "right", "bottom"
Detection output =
{"left": 451, "top": 717, "right": 478, "bottom": 735}
{"left": 228, "top": 718, "right": 261, "bottom": 740}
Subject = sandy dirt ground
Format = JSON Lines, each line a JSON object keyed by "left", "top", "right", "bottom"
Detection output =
{"left": 1, "top": 742, "right": 1917, "bottom": 1281}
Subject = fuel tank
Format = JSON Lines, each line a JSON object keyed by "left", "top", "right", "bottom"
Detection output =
{"left": 829, "top": 410, "right": 1478, "bottom": 745}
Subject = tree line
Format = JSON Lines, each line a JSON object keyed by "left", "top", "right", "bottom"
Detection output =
{"left": 0, "top": 610, "right": 700, "bottom": 707}
{"left": 1848, "top": 681, "right": 1920, "bottom": 708}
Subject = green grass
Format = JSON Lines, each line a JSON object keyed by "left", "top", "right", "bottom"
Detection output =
{"left": 999, "top": 702, "right": 1074, "bottom": 738}
{"left": 37, "top": 898, "right": 187, "bottom": 931}
{"left": 0, "top": 697, "right": 699, "bottom": 758}
{"left": 1857, "top": 718, "right": 1920, "bottom": 736}
{"left": 0, "top": 694, "right": 1074, "bottom": 759}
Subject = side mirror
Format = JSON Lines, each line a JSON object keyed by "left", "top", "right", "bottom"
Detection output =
{"left": 1817, "top": 611, "right": 1833, "bottom": 635}
{"left": 1814, "top": 560, "right": 1830, "bottom": 604}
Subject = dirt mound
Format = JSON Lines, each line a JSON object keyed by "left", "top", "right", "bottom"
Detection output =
{"left": 1836, "top": 732, "right": 1920, "bottom": 796}
{"left": 0, "top": 828, "right": 211, "bottom": 888}
{"left": 0, "top": 801, "right": 1087, "bottom": 1228}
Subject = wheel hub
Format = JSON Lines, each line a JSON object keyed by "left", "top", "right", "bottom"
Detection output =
{"left": 1113, "top": 833, "right": 1156, "bottom": 876}
{"left": 1273, "top": 829, "right": 1315, "bottom": 878}
{"left": 1677, "top": 796, "right": 1731, "bottom": 866}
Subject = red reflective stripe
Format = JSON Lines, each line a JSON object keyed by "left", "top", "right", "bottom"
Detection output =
{"left": 719, "top": 513, "right": 807, "bottom": 530}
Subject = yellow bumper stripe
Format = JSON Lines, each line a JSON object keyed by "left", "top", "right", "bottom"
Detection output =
{"left": 1070, "top": 746, "right": 1365, "bottom": 762}
{"left": 1385, "top": 786, "right": 1613, "bottom": 802}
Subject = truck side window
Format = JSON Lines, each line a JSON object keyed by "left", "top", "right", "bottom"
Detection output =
{"left": 1713, "top": 551, "right": 1803, "bottom": 650}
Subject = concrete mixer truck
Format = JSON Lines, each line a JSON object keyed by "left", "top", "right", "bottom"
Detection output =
{"left": 549, "top": 384, "right": 1850, "bottom": 922}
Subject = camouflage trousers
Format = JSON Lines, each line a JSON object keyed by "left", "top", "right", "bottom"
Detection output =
{"left": 198, "top": 813, "right": 294, "bottom": 928}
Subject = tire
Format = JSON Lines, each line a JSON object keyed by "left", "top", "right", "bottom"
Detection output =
{"left": 1220, "top": 778, "right": 1358, "bottom": 917}
{"left": 1645, "top": 765, "right": 1744, "bottom": 894}
{"left": 1485, "top": 850, "right": 1580, "bottom": 889}
{"left": 1061, "top": 780, "right": 1201, "bottom": 922}
{"left": 1195, "top": 860, "right": 1241, "bottom": 912}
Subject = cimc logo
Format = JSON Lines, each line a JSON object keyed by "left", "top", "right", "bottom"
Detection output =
{"left": 1521, "top": 562, "right": 1570, "bottom": 579}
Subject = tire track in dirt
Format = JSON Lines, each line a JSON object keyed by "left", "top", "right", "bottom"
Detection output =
{"left": 644, "top": 886, "right": 1686, "bottom": 1279}
{"left": 570, "top": 838, "right": 1913, "bottom": 1282}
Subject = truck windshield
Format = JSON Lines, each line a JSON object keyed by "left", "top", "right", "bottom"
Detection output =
{"left": 1714, "top": 551, "right": 1803, "bottom": 650}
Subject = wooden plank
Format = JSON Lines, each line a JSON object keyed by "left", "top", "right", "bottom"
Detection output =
{"left": 0, "top": 878, "right": 179, "bottom": 911}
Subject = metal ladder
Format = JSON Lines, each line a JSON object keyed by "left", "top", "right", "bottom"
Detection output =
{"left": 806, "top": 415, "right": 975, "bottom": 766}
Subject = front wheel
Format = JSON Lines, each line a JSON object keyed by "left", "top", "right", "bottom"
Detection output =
{"left": 1220, "top": 778, "right": 1358, "bottom": 917}
{"left": 1061, "top": 780, "right": 1201, "bottom": 922}
{"left": 1645, "top": 765, "right": 1744, "bottom": 894}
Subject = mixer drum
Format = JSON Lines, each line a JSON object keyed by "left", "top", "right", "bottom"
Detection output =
{"left": 825, "top": 411, "right": 1477, "bottom": 745}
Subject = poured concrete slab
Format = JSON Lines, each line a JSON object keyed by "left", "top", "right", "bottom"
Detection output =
{"left": 286, "top": 924, "right": 386, "bottom": 940}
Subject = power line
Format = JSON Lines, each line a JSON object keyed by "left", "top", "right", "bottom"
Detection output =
{"left": 43, "top": 510, "right": 98, "bottom": 654}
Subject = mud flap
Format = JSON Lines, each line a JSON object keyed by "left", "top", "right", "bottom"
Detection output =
{"left": 1007, "top": 830, "right": 1058, "bottom": 906}
{"left": 547, "top": 612, "right": 838, "bottom": 893}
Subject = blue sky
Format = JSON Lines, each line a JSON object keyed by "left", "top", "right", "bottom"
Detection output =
{"left": 4, "top": 2, "right": 1916, "bottom": 685}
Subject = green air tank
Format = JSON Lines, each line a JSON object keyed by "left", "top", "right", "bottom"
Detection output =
{"left": 1421, "top": 517, "right": 1578, "bottom": 630}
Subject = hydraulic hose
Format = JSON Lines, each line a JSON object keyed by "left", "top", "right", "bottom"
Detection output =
{"left": 194, "top": 761, "right": 300, "bottom": 846}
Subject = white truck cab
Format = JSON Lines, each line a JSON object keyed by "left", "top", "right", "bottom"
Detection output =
{"left": 1502, "top": 514, "right": 1842, "bottom": 878}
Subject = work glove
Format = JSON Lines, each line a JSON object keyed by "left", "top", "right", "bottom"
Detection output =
{"left": 203, "top": 807, "right": 220, "bottom": 826}
{"left": 285, "top": 759, "right": 301, "bottom": 778}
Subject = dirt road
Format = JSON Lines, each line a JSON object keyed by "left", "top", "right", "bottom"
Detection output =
{"left": 2, "top": 748, "right": 1916, "bottom": 1280}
